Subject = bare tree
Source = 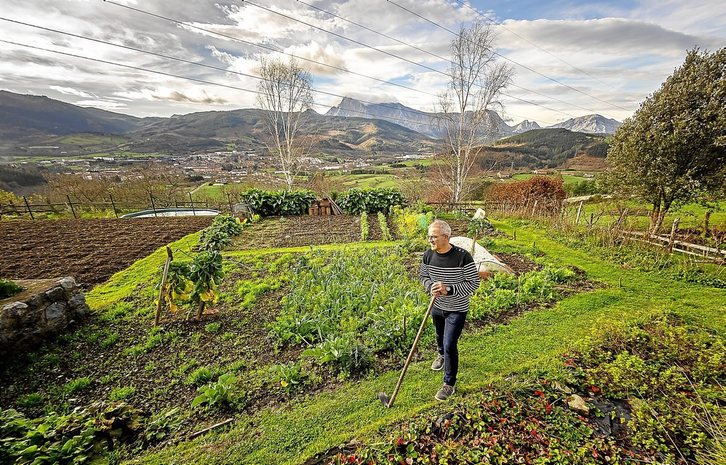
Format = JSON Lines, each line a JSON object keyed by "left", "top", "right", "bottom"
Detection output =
{"left": 436, "top": 20, "right": 513, "bottom": 203}
{"left": 257, "top": 57, "right": 314, "bottom": 190}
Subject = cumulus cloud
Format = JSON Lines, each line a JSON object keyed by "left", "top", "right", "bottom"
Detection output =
{"left": 115, "top": 87, "right": 227, "bottom": 104}
{"left": 48, "top": 86, "right": 94, "bottom": 98}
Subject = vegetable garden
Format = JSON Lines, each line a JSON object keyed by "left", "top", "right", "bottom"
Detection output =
{"left": 0, "top": 200, "right": 723, "bottom": 465}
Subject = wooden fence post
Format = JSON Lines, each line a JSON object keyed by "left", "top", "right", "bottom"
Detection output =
{"left": 109, "top": 194, "right": 119, "bottom": 218}
{"left": 155, "top": 247, "right": 174, "bottom": 326}
{"left": 66, "top": 195, "right": 78, "bottom": 219}
{"left": 703, "top": 211, "right": 711, "bottom": 237}
{"left": 667, "top": 218, "right": 680, "bottom": 253}
{"left": 575, "top": 201, "right": 584, "bottom": 225}
{"left": 23, "top": 196, "right": 34, "bottom": 220}
{"left": 189, "top": 192, "right": 196, "bottom": 216}
{"left": 150, "top": 194, "right": 157, "bottom": 217}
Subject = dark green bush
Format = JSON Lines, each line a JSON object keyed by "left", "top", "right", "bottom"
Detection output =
{"left": 240, "top": 188, "right": 316, "bottom": 217}
{"left": 0, "top": 278, "right": 23, "bottom": 299}
{"left": 337, "top": 188, "right": 404, "bottom": 214}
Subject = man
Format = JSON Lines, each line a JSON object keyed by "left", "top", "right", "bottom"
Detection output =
{"left": 419, "top": 219, "right": 481, "bottom": 401}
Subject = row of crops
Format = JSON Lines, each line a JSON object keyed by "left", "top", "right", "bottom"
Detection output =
{"left": 266, "top": 245, "right": 581, "bottom": 381}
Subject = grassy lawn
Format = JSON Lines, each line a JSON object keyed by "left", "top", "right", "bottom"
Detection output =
{"left": 124, "top": 220, "right": 725, "bottom": 465}
{"left": 578, "top": 198, "right": 726, "bottom": 230}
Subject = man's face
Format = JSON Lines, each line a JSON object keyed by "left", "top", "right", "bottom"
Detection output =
{"left": 428, "top": 225, "right": 449, "bottom": 252}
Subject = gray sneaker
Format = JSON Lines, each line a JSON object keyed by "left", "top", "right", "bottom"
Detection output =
{"left": 431, "top": 355, "right": 444, "bottom": 371}
{"left": 435, "top": 384, "right": 455, "bottom": 401}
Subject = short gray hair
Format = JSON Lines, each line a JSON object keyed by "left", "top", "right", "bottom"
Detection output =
{"left": 428, "top": 219, "right": 451, "bottom": 237}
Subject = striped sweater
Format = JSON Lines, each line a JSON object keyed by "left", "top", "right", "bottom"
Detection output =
{"left": 419, "top": 245, "right": 481, "bottom": 312}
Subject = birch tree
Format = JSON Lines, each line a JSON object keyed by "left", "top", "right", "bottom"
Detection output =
{"left": 436, "top": 20, "right": 512, "bottom": 203}
{"left": 257, "top": 57, "right": 313, "bottom": 190}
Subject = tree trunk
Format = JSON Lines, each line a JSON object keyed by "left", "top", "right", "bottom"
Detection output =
{"left": 703, "top": 210, "right": 712, "bottom": 237}
{"left": 197, "top": 301, "right": 205, "bottom": 319}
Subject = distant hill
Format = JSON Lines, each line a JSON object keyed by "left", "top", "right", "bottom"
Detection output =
{"left": 0, "top": 90, "right": 145, "bottom": 138}
{"left": 0, "top": 91, "right": 436, "bottom": 158}
{"left": 477, "top": 128, "right": 610, "bottom": 170}
{"left": 0, "top": 91, "right": 619, "bottom": 163}
{"left": 546, "top": 114, "right": 621, "bottom": 134}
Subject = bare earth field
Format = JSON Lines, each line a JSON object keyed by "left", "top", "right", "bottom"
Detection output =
{"left": 0, "top": 217, "right": 212, "bottom": 288}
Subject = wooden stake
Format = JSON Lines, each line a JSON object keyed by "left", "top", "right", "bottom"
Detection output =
{"left": 66, "top": 195, "right": 77, "bottom": 219}
{"left": 667, "top": 218, "right": 680, "bottom": 254}
{"left": 575, "top": 200, "right": 584, "bottom": 225}
{"left": 23, "top": 196, "right": 34, "bottom": 220}
{"left": 150, "top": 194, "right": 157, "bottom": 217}
{"left": 109, "top": 194, "right": 118, "bottom": 218}
{"left": 155, "top": 247, "right": 174, "bottom": 326}
{"left": 189, "top": 192, "right": 196, "bottom": 216}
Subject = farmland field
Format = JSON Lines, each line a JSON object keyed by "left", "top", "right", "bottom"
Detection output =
{"left": 0, "top": 212, "right": 723, "bottom": 465}
{"left": 0, "top": 217, "right": 212, "bottom": 288}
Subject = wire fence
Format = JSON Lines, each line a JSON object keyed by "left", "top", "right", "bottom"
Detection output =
{"left": 0, "top": 193, "right": 240, "bottom": 220}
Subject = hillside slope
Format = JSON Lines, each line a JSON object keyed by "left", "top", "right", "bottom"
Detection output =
{"left": 478, "top": 128, "right": 609, "bottom": 169}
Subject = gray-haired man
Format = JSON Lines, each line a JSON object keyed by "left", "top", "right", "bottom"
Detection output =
{"left": 419, "top": 219, "right": 481, "bottom": 401}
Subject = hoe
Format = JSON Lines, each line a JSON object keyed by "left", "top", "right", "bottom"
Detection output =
{"left": 378, "top": 295, "right": 436, "bottom": 408}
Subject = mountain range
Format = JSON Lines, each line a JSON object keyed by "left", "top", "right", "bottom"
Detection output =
{"left": 0, "top": 91, "right": 620, "bottom": 159}
{"left": 324, "top": 97, "right": 621, "bottom": 136}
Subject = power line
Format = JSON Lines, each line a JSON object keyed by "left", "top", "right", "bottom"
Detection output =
{"left": 290, "top": 0, "right": 590, "bottom": 116}
{"left": 243, "top": 0, "right": 581, "bottom": 119}
{"left": 101, "top": 0, "right": 567, "bottom": 124}
{"left": 386, "top": 0, "right": 630, "bottom": 112}
{"left": 102, "top": 0, "right": 437, "bottom": 99}
{"left": 453, "top": 0, "right": 613, "bottom": 89}
{"left": 0, "top": 16, "right": 442, "bottom": 125}
{"left": 2, "top": 37, "right": 529, "bottom": 133}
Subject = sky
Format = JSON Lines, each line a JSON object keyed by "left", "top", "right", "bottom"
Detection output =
{"left": 0, "top": 0, "right": 723, "bottom": 127}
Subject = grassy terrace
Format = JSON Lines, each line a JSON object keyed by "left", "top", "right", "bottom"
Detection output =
{"left": 118, "top": 220, "right": 725, "bottom": 465}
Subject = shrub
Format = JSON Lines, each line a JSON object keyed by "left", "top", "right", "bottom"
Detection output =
{"left": 337, "top": 188, "right": 404, "bottom": 214}
{"left": 240, "top": 188, "right": 316, "bottom": 217}
{"left": 198, "top": 215, "right": 246, "bottom": 252}
{"left": 0, "top": 278, "right": 23, "bottom": 299}
{"left": 486, "top": 176, "right": 566, "bottom": 212}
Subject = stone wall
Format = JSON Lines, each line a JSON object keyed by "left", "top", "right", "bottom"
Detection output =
{"left": 0, "top": 277, "right": 89, "bottom": 355}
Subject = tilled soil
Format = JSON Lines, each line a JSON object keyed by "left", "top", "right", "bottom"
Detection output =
{"left": 0, "top": 217, "right": 212, "bottom": 288}
{"left": 234, "top": 214, "right": 383, "bottom": 249}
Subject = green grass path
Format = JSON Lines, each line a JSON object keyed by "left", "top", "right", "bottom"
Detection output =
{"left": 127, "top": 223, "right": 725, "bottom": 465}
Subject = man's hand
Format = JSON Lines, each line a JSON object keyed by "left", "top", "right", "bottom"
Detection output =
{"left": 431, "top": 281, "right": 447, "bottom": 297}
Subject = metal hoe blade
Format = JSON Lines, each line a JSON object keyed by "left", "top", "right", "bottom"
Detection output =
{"left": 378, "top": 392, "right": 391, "bottom": 408}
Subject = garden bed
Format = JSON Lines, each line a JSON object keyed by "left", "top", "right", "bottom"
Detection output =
{"left": 0, "top": 217, "right": 212, "bottom": 288}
